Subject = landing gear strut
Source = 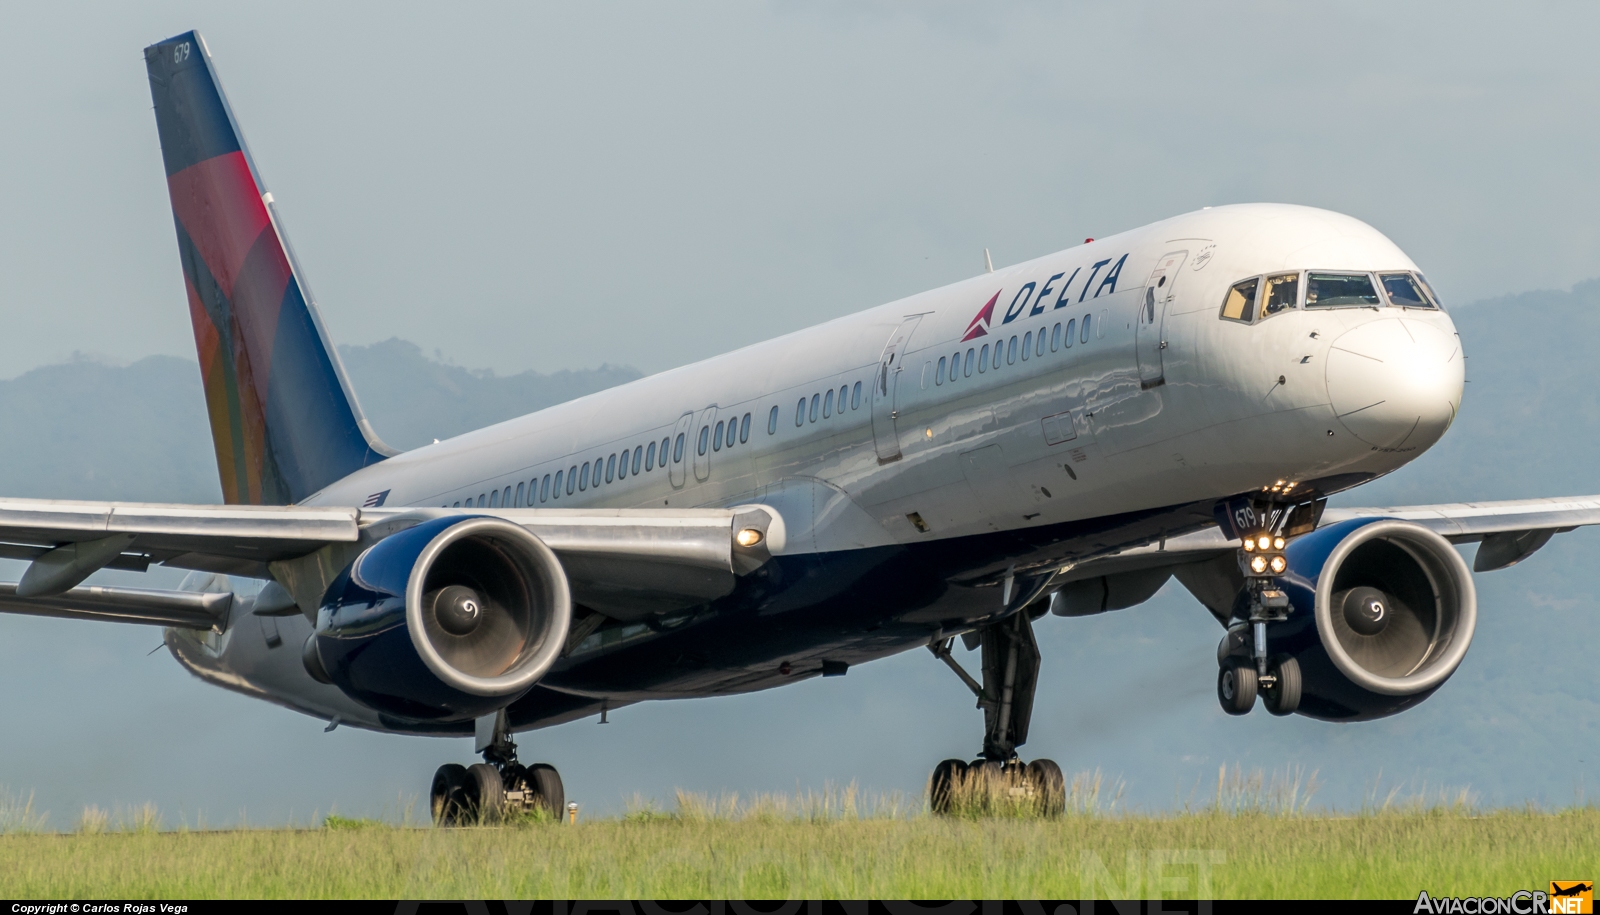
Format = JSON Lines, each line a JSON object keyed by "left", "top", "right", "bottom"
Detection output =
{"left": 1216, "top": 509, "right": 1308, "bottom": 717}
{"left": 928, "top": 610, "right": 1065, "bottom": 815}
{"left": 431, "top": 709, "right": 564, "bottom": 826}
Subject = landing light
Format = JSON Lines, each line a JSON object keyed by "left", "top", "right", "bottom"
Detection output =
{"left": 736, "top": 528, "right": 764, "bottom": 548}
{"left": 1250, "top": 555, "right": 1269, "bottom": 575}
{"left": 1269, "top": 555, "right": 1287, "bottom": 574}
{"left": 1257, "top": 534, "right": 1272, "bottom": 551}
{"left": 1273, "top": 536, "right": 1286, "bottom": 551}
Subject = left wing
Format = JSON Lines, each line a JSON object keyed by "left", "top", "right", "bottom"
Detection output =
{"left": 1037, "top": 494, "right": 1600, "bottom": 620}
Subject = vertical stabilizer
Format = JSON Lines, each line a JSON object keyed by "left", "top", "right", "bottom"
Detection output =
{"left": 144, "top": 30, "right": 393, "bottom": 506}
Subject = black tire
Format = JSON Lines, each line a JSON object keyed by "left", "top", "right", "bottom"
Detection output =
{"left": 1027, "top": 759, "right": 1066, "bottom": 817}
{"left": 430, "top": 763, "right": 470, "bottom": 827}
{"left": 929, "top": 758, "right": 969, "bottom": 815}
{"left": 467, "top": 763, "right": 504, "bottom": 824}
{"left": 527, "top": 763, "right": 564, "bottom": 820}
{"left": 1263, "top": 654, "right": 1302, "bottom": 716}
{"left": 1217, "top": 660, "right": 1257, "bottom": 715}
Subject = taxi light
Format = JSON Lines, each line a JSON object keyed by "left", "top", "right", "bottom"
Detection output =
{"left": 736, "top": 528, "right": 764, "bottom": 548}
{"left": 1250, "top": 555, "right": 1269, "bottom": 574}
{"left": 1269, "top": 555, "right": 1287, "bottom": 574}
{"left": 1257, "top": 535, "right": 1272, "bottom": 550}
{"left": 1242, "top": 539, "right": 1255, "bottom": 552}
{"left": 1273, "top": 536, "right": 1286, "bottom": 551}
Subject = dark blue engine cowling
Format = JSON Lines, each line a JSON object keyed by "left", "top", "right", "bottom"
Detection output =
{"left": 1242, "top": 517, "right": 1477, "bottom": 721}
{"left": 309, "top": 515, "right": 571, "bottom": 723}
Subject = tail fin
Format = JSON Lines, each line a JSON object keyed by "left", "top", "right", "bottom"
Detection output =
{"left": 144, "top": 30, "right": 393, "bottom": 506}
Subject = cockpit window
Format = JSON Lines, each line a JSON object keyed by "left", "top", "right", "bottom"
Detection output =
{"left": 1220, "top": 277, "right": 1259, "bottom": 323}
{"left": 1415, "top": 273, "right": 1444, "bottom": 310}
{"left": 1262, "top": 273, "right": 1299, "bottom": 317}
{"left": 1378, "top": 272, "right": 1433, "bottom": 308}
{"left": 1305, "top": 272, "right": 1380, "bottom": 308}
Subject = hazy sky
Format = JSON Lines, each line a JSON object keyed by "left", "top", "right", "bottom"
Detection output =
{"left": 4, "top": 2, "right": 1600, "bottom": 379}
{"left": 6, "top": 2, "right": 1600, "bottom": 829}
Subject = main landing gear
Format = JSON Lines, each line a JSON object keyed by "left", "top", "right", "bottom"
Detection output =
{"left": 928, "top": 609, "right": 1065, "bottom": 816}
{"left": 1216, "top": 525, "right": 1303, "bottom": 717}
{"left": 431, "top": 710, "right": 564, "bottom": 826}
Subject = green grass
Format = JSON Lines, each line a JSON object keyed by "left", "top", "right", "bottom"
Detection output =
{"left": 1, "top": 775, "right": 1595, "bottom": 898}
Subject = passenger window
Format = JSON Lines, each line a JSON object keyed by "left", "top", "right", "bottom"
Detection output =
{"left": 810, "top": 393, "right": 819, "bottom": 422}
{"left": 851, "top": 381, "right": 861, "bottom": 409}
{"left": 606, "top": 453, "right": 617, "bottom": 482}
{"left": 978, "top": 344, "right": 989, "bottom": 372}
{"left": 728, "top": 419, "right": 738, "bottom": 448}
{"left": 768, "top": 405, "right": 779, "bottom": 434}
{"left": 1380, "top": 272, "right": 1433, "bottom": 308}
{"left": 594, "top": 461, "right": 604, "bottom": 487}
{"left": 823, "top": 390, "right": 833, "bottom": 418}
{"left": 579, "top": 462, "right": 589, "bottom": 491}
{"left": 1221, "top": 277, "right": 1259, "bottom": 322}
{"left": 698, "top": 426, "right": 709, "bottom": 456}
{"left": 617, "top": 454, "right": 627, "bottom": 480}
{"left": 1064, "top": 319, "right": 1075, "bottom": 347}
{"left": 936, "top": 356, "right": 946, "bottom": 383}
{"left": 994, "top": 341, "right": 1003, "bottom": 369}
{"left": 796, "top": 398, "right": 805, "bottom": 426}
{"left": 453, "top": 500, "right": 461, "bottom": 508}
{"left": 1262, "top": 273, "right": 1299, "bottom": 317}
{"left": 489, "top": 489, "right": 499, "bottom": 508}
{"left": 567, "top": 467, "right": 577, "bottom": 494}
{"left": 839, "top": 385, "right": 849, "bottom": 409}
{"left": 503, "top": 486, "right": 512, "bottom": 506}
{"left": 948, "top": 352, "right": 959, "bottom": 382}
{"left": 646, "top": 441, "right": 656, "bottom": 471}
{"left": 1033, "top": 329, "right": 1043, "bottom": 358}
{"left": 713, "top": 421, "right": 724, "bottom": 450}
{"left": 1007, "top": 335, "right": 1018, "bottom": 364}
{"left": 541, "top": 474, "right": 551, "bottom": 502}
{"left": 1082, "top": 314, "right": 1092, "bottom": 343}
{"left": 964, "top": 348, "right": 975, "bottom": 376}
{"left": 478, "top": 493, "right": 487, "bottom": 507}
{"left": 673, "top": 433, "right": 685, "bottom": 463}
{"left": 633, "top": 445, "right": 643, "bottom": 474}
{"left": 1051, "top": 322, "right": 1061, "bottom": 351}
{"left": 515, "top": 482, "right": 525, "bottom": 506}
{"left": 740, "top": 413, "right": 751, "bottom": 443}
{"left": 1306, "top": 272, "right": 1380, "bottom": 307}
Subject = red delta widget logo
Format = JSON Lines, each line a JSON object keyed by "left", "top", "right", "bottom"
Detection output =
{"left": 959, "top": 249, "right": 1131, "bottom": 343}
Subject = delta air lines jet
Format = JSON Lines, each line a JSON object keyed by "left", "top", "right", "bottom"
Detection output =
{"left": 3, "top": 30, "right": 1593, "bottom": 820}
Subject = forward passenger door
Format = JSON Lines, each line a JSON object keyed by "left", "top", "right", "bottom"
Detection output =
{"left": 1136, "top": 250, "right": 1187, "bottom": 389}
{"left": 872, "top": 316, "right": 923, "bottom": 464}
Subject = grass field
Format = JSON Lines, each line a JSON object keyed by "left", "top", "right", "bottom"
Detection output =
{"left": 2, "top": 775, "right": 1596, "bottom": 899}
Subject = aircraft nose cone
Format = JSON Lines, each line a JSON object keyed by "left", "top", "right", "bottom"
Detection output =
{"left": 1325, "top": 318, "right": 1463, "bottom": 450}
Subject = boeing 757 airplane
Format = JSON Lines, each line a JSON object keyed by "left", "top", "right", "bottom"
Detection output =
{"left": 3, "top": 30, "right": 1592, "bottom": 821}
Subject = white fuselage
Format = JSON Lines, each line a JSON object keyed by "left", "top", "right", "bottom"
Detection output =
{"left": 313, "top": 203, "right": 1462, "bottom": 558}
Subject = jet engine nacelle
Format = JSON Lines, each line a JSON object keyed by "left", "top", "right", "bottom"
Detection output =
{"left": 308, "top": 515, "right": 571, "bottom": 722}
{"left": 1244, "top": 517, "right": 1476, "bottom": 721}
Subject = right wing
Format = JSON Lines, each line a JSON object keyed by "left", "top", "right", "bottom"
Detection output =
{"left": 0, "top": 498, "right": 780, "bottom": 629}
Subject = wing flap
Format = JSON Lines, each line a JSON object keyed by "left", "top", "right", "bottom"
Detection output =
{"left": 0, "top": 582, "right": 231, "bottom": 629}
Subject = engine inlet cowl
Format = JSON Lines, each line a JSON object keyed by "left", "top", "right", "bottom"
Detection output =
{"left": 312, "top": 515, "right": 571, "bottom": 722}
{"left": 1255, "top": 517, "right": 1477, "bottom": 721}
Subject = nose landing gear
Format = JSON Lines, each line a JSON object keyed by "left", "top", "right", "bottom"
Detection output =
{"left": 1216, "top": 519, "right": 1304, "bottom": 717}
{"left": 431, "top": 710, "right": 565, "bottom": 826}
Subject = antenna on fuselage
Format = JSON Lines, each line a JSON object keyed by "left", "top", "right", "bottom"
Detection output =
{"left": 984, "top": 248, "right": 994, "bottom": 274}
